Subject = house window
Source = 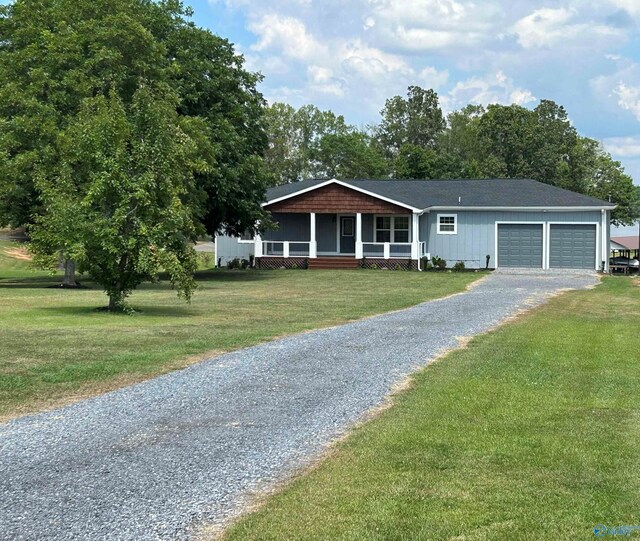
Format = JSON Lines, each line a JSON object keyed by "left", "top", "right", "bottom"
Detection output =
{"left": 437, "top": 214, "right": 457, "bottom": 235}
{"left": 375, "top": 216, "right": 411, "bottom": 243}
{"left": 394, "top": 216, "right": 409, "bottom": 243}
{"left": 341, "top": 217, "right": 354, "bottom": 237}
{"left": 375, "top": 216, "right": 391, "bottom": 243}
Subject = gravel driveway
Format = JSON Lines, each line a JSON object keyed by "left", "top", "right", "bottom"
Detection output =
{"left": 0, "top": 271, "right": 599, "bottom": 540}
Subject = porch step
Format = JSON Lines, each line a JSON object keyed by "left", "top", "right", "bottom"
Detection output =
{"left": 308, "top": 257, "right": 360, "bottom": 270}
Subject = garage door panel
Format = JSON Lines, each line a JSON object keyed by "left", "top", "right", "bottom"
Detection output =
{"left": 549, "top": 224, "right": 596, "bottom": 269}
{"left": 498, "top": 224, "right": 543, "bottom": 268}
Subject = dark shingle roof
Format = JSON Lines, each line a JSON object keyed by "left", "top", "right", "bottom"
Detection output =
{"left": 265, "top": 179, "right": 614, "bottom": 209}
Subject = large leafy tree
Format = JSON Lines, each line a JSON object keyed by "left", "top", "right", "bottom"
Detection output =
{"left": 0, "top": 0, "right": 271, "bottom": 307}
{"left": 263, "top": 103, "right": 351, "bottom": 183}
{"left": 165, "top": 19, "right": 272, "bottom": 238}
{"left": 314, "top": 132, "right": 388, "bottom": 180}
{"left": 395, "top": 145, "right": 467, "bottom": 179}
{"left": 375, "top": 86, "right": 446, "bottom": 160}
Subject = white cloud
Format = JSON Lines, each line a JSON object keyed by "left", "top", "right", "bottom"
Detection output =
{"left": 308, "top": 66, "right": 334, "bottom": 84}
{"left": 590, "top": 59, "right": 640, "bottom": 122}
{"left": 249, "top": 14, "right": 414, "bottom": 101}
{"left": 366, "top": 0, "right": 502, "bottom": 51}
{"left": 363, "top": 16, "right": 375, "bottom": 30}
{"left": 307, "top": 66, "right": 346, "bottom": 97}
{"left": 248, "top": 14, "right": 327, "bottom": 61}
{"left": 607, "top": 0, "right": 640, "bottom": 18}
{"left": 442, "top": 70, "right": 536, "bottom": 112}
{"left": 420, "top": 67, "right": 449, "bottom": 90}
{"left": 614, "top": 83, "right": 640, "bottom": 121}
{"left": 512, "top": 7, "right": 622, "bottom": 49}
{"left": 603, "top": 136, "right": 640, "bottom": 157}
{"left": 339, "top": 40, "right": 410, "bottom": 79}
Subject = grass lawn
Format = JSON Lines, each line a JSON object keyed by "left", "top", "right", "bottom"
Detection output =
{"left": 0, "top": 240, "right": 482, "bottom": 421}
{"left": 221, "top": 277, "right": 640, "bottom": 541}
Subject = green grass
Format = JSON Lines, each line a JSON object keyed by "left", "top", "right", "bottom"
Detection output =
{"left": 222, "top": 277, "right": 640, "bottom": 541}
{"left": 0, "top": 240, "right": 482, "bottom": 420}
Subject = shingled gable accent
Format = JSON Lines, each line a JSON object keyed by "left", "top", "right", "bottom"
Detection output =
{"left": 264, "top": 183, "right": 410, "bottom": 214}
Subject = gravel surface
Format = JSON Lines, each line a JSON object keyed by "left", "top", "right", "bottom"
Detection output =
{"left": 0, "top": 271, "right": 599, "bottom": 540}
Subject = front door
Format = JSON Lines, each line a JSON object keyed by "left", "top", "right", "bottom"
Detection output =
{"left": 339, "top": 216, "right": 355, "bottom": 254}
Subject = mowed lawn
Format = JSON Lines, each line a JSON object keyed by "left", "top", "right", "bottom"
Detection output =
{"left": 0, "top": 240, "right": 481, "bottom": 420}
{"left": 222, "top": 277, "right": 640, "bottom": 541}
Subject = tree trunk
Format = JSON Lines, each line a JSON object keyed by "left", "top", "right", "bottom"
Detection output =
{"left": 108, "top": 293, "right": 119, "bottom": 311}
{"left": 62, "top": 258, "right": 78, "bottom": 287}
{"left": 107, "top": 289, "right": 126, "bottom": 312}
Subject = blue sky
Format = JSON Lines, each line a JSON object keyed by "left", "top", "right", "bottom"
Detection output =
{"left": 187, "top": 1, "right": 640, "bottom": 188}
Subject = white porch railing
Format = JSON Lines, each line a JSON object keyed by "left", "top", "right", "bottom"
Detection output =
{"left": 261, "top": 241, "right": 314, "bottom": 258}
{"left": 362, "top": 242, "right": 413, "bottom": 259}
{"left": 258, "top": 240, "right": 427, "bottom": 260}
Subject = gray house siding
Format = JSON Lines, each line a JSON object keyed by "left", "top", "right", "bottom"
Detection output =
{"left": 263, "top": 213, "right": 311, "bottom": 242}
{"left": 420, "top": 210, "right": 602, "bottom": 269}
{"left": 317, "top": 214, "right": 337, "bottom": 253}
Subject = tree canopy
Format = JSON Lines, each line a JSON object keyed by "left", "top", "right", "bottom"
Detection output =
{"left": 0, "top": 0, "right": 272, "bottom": 308}
{"left": 263, "top": 103, "right": 388, "bottom": 183}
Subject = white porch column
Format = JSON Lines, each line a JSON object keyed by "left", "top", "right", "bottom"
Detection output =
{"left": 254, "top": 233, "right": 263, "bottom": 257}
{"left": 411, "top": 212, "right": 420, "bottom": 260}
{"left": 383, "top": 242, "right": 390, "bottom": 259}
{"left": 355, "top": 212, "right": 363, "bottom": 259}
{"left": 309, "top": 212, "right": 317, "bottom": 258}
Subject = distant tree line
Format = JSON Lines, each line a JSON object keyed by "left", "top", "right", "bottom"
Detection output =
{"left": 264, "top": 86, "right": 640, "bottom": 226}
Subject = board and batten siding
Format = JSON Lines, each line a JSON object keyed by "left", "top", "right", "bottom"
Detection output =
{"left": 420, "top": 210, "right": 603, "bottom": 269}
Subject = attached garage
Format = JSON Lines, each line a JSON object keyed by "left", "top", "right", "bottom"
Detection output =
{"left": 549, "top": 224, "right": 597, "bottom": 269}
{"left": 497, "top": 223, "right": 544, "bottom": 268}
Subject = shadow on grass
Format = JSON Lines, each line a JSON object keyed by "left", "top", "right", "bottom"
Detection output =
{"left": 192, "top": 269, "right": 279, "bottom": 283}
{"left": 0, "top": 269, "right": 277, "bottom": 290}
{"left": 38, "top": 304, "right": 198, "bottom": 318}
{"left": 0, "top": 276, "right": 71, "bottom": 289}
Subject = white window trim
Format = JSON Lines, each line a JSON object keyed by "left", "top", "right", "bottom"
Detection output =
{"left": 437, "top": 213, "right": 457, "bottom": 235}
{"left": 374, "top": 215, "right": 411, "bottom": 243}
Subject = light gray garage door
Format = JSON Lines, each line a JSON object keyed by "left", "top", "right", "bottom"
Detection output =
{"left": 497, "top": 224, "right": 543, "bottom": 268}
{"left": 549, "top": 224, "right": 596, "bottom": 269}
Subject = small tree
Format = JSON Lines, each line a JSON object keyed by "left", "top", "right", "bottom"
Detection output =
{"left": 31, "top": 89, "right": 199, "bottom": 311}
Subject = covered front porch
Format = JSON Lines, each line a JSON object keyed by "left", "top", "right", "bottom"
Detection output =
{"left": 255, "top": 179, "right": 427, "bottom": 270}
{"left": 254, "top": 212, "right": 426, "bottom": 270}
